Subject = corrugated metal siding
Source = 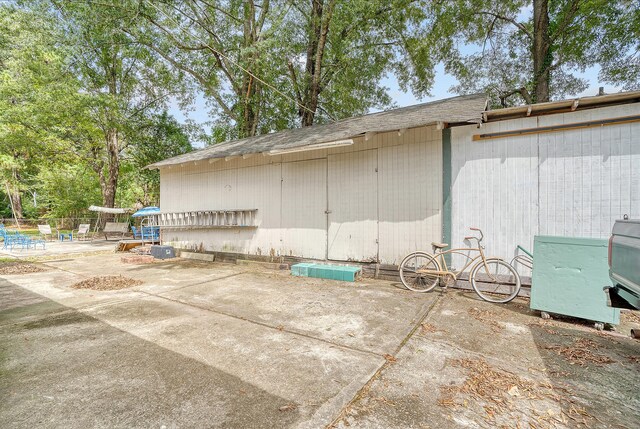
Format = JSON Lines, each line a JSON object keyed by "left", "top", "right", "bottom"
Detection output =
{"left": 451, "top": 104, "right": 640, "bottom": 269}
{"left": 159, "top": 125, "right": 443, "bottom": 263}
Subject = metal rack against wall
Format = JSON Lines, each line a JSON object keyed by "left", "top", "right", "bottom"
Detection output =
{"left": 152, "top": 209, "right": 258, "bottom": 229}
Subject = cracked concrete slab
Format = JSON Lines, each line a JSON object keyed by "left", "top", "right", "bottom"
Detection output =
{"left": 156, "top": 269, "right": 435, "bottom": 356}
{"left": 0, "top": 282, "right": 302, "bottom": 429}
{"left": 334, "top": 290, "right": 640, "bottom": 429}
{"left": 1, "top": 255, "right": 430, "bottom": 428}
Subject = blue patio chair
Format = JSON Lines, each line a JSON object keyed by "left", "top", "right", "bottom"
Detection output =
{"left": 141, "top": 226, "right": 160, "bottom": 241}
{"left": 131, "top": 226, "right": 142, "bottom": 239}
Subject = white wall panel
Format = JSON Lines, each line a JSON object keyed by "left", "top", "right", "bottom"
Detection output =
{"left": 378, "top": 130, "right": 442, "bottom": 264}
{"left": 281, "top": 159, "right": 327, "bottom": 259}
{"left": 236, "top": 163, "right": 282, "bottom": 255}
{"left": 451, "top": 104, "right": 640, "bottom": 271}
{"left": 328, "top": 150, "right": 378, "bottom": 261}
{"left": 451, "top": 118, "right": 539, "bottom": 269}
{"left": 159, "top": 125, "right": 444, "bottom": 264}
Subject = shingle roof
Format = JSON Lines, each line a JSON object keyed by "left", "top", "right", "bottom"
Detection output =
{"left": 148, "top": 93, "right": 487, "bottom": 168}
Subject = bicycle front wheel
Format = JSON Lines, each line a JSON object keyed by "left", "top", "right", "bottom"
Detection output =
{"left": 399, "top": 252, "right": 441, "bottom": 292}
{"left": 470, "top": 258, "right": 521, "bottom": 303}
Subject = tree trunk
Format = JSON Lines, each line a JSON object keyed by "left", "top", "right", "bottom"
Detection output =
{"left": 300, "top": 0, "right": 323, "bottom": 127}
{"left": 99, "top": 128, "right": 120, "bottom": 220}
{"left": 532, "top": 0, "right": 551, "bottom": 103}
{"left": 236, "top": 0, "right": 263, "bottom": 138}
{"left": 7, "top": 184, "right": 23, "bottom": 220}
{"left": 300, "top": 0, "right": 334, "bottom": 127}
{"left": 6, "top": 165, "right": 23, "bottom": 220}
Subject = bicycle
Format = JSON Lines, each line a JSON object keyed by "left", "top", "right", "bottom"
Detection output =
{"left": 398, "top": 227, "right": 521, "bottom": 303}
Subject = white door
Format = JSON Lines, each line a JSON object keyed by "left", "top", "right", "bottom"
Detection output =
{"left": 281, "top": 159, "right": 327, "bottom": 259}
{"left": 327, "top": 150, "right": 378, "bottom": 261}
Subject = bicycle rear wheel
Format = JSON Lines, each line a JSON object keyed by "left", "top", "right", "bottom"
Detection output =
{"left": 470, "top": 258, "right": 521, "bottom": 303}
{"left": 399, "top": 252, "right": 441, "bottom": 292}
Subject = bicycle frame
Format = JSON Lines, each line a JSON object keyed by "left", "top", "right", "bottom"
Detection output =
{"left": 416, "top": 239, "right": 496, "bottom": 283}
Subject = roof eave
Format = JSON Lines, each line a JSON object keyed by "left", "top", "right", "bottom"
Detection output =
{"left": 484, "top": 90, "right": 640, "bottom": 122}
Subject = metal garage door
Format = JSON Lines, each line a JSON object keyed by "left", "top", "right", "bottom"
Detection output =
{"left": 327, "top": 150, "right": 378, "bottom": 261}
{"left": 281, "top": 159, "right": 328, "bottom": 259}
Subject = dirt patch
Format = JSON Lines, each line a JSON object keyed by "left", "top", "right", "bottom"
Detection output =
{"left": 439, "top": 358, "right": 596, "bottom": 427}
{"left": 71, "top": 275, "right": 142, "bottom": 291}
{"left": 0, "top": 262, "right": 48, "bottom": 275}
{"left": 544, "top": 337, "right": 615, "bottom": 367}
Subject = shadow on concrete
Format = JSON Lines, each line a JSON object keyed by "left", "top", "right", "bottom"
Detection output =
{"left": 527, "top": 323, "right": 640, "bottom": 427}
{"left": 0, "top": 280, "right": 300, "bottom": 429}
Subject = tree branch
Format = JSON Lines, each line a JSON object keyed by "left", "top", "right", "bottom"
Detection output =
{"left": 124, "top": 29, "right": 236, "bottom": 120}
{"left": 499, "top": 87, "right": 533, "bottom": 107}
{"left": 475, "top": 11, "right": 532, "bottom": 39}
{"left": 287, "top": 59, "right": 302, "bottom": 105}
{"left": 550, "top": 0, "right": 582, "bottom": 43}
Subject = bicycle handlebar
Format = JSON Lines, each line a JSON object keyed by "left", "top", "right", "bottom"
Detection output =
{"left": 467, "top": 227, "right": 484, "bottom": 242}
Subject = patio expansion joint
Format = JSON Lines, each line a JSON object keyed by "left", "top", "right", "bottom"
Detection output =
{"left": 154, "top": 271, "right": 249, "bottom": 294}
{"left": 136, "top": 288, "right": 384, "bottom": 359}
{"left": 326, "top": 293, "right": 444, "bottom": 428}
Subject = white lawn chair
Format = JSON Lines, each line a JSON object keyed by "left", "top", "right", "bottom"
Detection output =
{"left": 37, "top": 224, "right": 59, "bottom": 241}
{"left": 74, "top": 223, "right": 91, "bottom": 241}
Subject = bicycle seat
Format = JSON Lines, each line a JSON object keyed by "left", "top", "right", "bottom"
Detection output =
{"left": 431, "top": 242, "right": 448, "bottom": 249}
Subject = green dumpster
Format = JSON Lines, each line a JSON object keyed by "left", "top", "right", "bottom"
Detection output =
{"left": 530, "top": 236, "right": 620, "bottom": 325}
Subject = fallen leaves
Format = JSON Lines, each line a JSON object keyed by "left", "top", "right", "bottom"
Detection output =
{"left": 383, "top": 354, "right": 397, "bottom": 363}
{"left": 438, "top": 358, "right": 596, "bottom": 428}
{"left": 621, "top": 310, "right": 640, "bottom": 324}
{"left": 0, "top": 262, "right": 47, "bottom": 275}
{"left": 278, "top": 403, "right": 297, "bottom": 412}
{"left": 468, "top": 307, "right": 503, "bottom": 333}
{"left": 419, "top": 323, "right": 444, "bottom": 335}
{"left": 544, "top": 338, "right": 615, "bottom": 367}
{"left": 71, "top": 275, "right": 142, "bottom": 291}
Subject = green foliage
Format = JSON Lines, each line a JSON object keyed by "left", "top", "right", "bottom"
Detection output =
{"left": 122, "top": 111, "right": 193, "bottom": 206}
{"left": 0, "top": 2, "right": 193, "bottom": 219}
{"left": 125, "top": 0, "right": 428, "bottom": 137}
{"left": 36, "top": 165, "right": 102, "bottom": 218}
{"left": 410, "top": 0, "right": 640, "bottom": 105}
{"left": 1, "top": 0, "right": 638, "bottom": 221}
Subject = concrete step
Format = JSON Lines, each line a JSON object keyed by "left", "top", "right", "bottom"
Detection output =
{"left": 291, "top": 263, "right": 361, "bottom": 282}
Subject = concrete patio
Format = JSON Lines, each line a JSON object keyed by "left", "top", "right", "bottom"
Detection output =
{"left": 0, "top": 239, "right": 116, "bottom": 258}
{"left": 0, "top": 253, "right": 638, "bottom": 428}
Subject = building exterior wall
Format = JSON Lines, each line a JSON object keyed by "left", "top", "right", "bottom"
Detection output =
{"left": 450, "top": 104, "right": 640, "bottom": 270}
{"left": 159, "top": 125, "right": 443, "bottom": 264}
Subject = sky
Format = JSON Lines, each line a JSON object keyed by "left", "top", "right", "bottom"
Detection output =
{"left": 168, "top": 63, "right": 621, "bottom": 145}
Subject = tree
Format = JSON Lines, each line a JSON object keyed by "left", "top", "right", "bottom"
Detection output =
{"left": 286, "top": 0, "right": 423, "bottom": 126}
{"left": 0, "top": 5, "right": 77, "bottom": 219}
{"left": 126, "top": 0, "right": 427, "bottom": 138}
{"left": 412, "top": 0, "right": 640, "bottom": 106}
{"left": 123, "top": 111, "right": 193, "bottom": 206}
{"left": 31, "top": 0, "right": 184, "bottom": 209}
{"left": 124, "top": 0, "right": 284, "bottom": 140}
